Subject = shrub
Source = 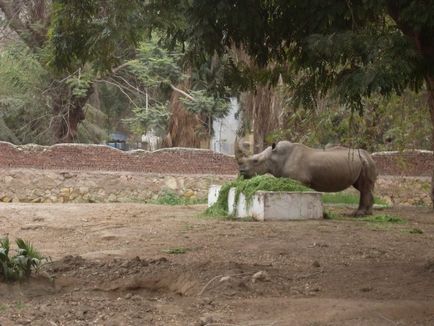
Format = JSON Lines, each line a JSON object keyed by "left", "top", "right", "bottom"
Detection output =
{"left": 0, "top": 237, "right": 47, "bottom": 282}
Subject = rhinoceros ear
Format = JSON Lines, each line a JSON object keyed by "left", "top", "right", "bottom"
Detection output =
{"left": 272, "top": 143, "right": 276, "bottom": 150}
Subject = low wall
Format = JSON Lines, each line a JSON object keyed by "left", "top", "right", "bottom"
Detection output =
{"left": 372, "top": 150, "right": 433, "bottom": 177}
{"left": 0, "top": 142, "right": 238, "bottom": 175}
{"left": 0, "top": 169, "right": 430, "bottom": 207}
{"left": 0, "top": 142, "right": 433, "bottom": 206}
{"left": 0, "top": 169, "right": 234, "bottom": 204}
{"left": 374, "top": 176, "right": 431, "bottom": 207}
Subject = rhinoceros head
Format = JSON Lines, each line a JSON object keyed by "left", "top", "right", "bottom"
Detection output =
{"left": 234, "top": 139, "right": 274, "bottom": 178}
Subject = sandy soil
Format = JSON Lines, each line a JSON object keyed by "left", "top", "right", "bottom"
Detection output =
{"left": 1, "top": 203, "right": 434, "bottom": 326}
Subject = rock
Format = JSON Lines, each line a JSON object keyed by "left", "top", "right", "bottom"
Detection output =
{"left": 124, "top": 293, "right": 132, "bottom": 299}
{"left": 165, "top": 176, "right": 178, "bottom": 190}
{"left": 79, "top": 187, "right": 89, "bottom": 194}
{"left": 60, "top": 187, "right": 70, "bottom": 195}
{"left": 312, "top": 260, "right": 321, "bottom": 268}
{"left": 184, "top": 189, "right": 195, "bottom": 198}
{"left": 2, "top": 196, "right": 12, "bottom": 203}
{"left": 198, "top": 314, "right": 215, "bottom": 326}
{"left": 31, "top": 197, "right": 42, "bottom": 203}
{"left": 252, "top": 271, "right": 270, "bottom": 283}
{"left": 219, "top": 276, "right": 231, "bottom": 282}
{"left": 131, "top": 294, "right": 142, "bottom": 301}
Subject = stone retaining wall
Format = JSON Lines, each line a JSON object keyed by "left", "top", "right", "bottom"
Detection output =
{"left": 0, "top": 169, "right": 430, "bottom": 207}
{"left": 0, "top": 169, "right": 234, "bottom": 204}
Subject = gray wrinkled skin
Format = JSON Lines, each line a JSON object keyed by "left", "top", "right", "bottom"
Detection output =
{"left": 236, "top": 141, "right": 377, "bottom": 216}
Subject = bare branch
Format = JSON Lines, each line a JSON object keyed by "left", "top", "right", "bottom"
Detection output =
{"left": 170, "top": 84, "right": 195, "bottom": 101}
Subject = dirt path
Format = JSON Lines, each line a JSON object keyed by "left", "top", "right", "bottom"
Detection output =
{"left": 1, "top": 203, "right": 434, "bottom": 325}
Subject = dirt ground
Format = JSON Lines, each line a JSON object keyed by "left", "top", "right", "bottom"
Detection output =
{"left": 1, "top": 203, "right": 434, "bottom": 326}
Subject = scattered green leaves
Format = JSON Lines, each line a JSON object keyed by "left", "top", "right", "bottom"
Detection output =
{"left": 322, "top": 193, "right": 389, "bottom": 206}
{"left": 162, "top": 247, "right": 189, "bottom": 254}
{"left": 361, "top": 215, "right": 405, "bottom": 224}
{"left": 408, "top": 228, "right": 424, "bottom": 234}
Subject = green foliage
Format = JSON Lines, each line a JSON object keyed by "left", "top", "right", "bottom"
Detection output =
{"left": 127, "top": 42, "right": 183, "bottom": 88}
{"left": 146, "top": 0, "right": 433, "bottom": 150}
{"left": 0, "top": 237, "right": 47, "bottom": 282}
{"left": 180, "top": 89, "right": 230, "bottom": 118}
{"left": 65, "top": 70, "right": 94, "bottom": 98}
{"left": 323, "top": 211, "right": 342, "bottom": 220}
{"left": 322, "top": 193, "right": 388, "bottom": 206}
{"left": 166, "top": 0, "right": 433, "bottom": 111}
{"left": 361, "top": 215, "right": 405, "bottom": 224}
{"left": 408, "top": 228, "right": 423, "bottom": 234}
{"left": 122, "top": 41, "right": 232, "bottom": 136}
{"left": 151, "top": 190, "right": 206, "bottom": 205}
{"left": 235, "top": 175, "right": 312, "bottom": 203}
{"left": 124, "top": 104, "right": 171, "bottom": 135}
{"left": 0, "top": 44, "right": 52, "bottom": 144}
{"left": 49, "top": 0, "right": 145, "bottom": 72}
{"left": 267, "top": 87, "right": 431, "bottom": 151}
{"left": 162, "top": 247, "right": 189, "bottom": 254}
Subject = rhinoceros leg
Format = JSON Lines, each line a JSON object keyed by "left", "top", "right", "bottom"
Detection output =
{"left": 352, "top": 158, "right": 376, "bottom": 216}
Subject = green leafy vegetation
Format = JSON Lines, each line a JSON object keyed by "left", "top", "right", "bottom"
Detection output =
{"left": 151, "top": 190, "right": 206, "bottom": 206}
{"left": 162, "top": 247, "right": 189, "bottom": 254}
{"left": 408, "top": 228, "right": 424, "bottom": 234}
{"left": 322, "top": 193, "right": 388, "bottom": 207}
{"left": 361, "top": 215, "right": 405, "bottom": 224}
{"left": 323, "top": 211, "right": 344, "bottom": 220}
{"left": 0, "top": 237, "right": 48, "bottom": 282}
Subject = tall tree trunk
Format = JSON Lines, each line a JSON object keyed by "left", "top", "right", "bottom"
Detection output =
{"left": 51, "top": 85, "right": 93, "bottom": 143}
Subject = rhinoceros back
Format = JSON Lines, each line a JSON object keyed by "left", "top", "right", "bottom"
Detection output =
{"left": 283, "top": 146, "right": 367, "bottom": 192}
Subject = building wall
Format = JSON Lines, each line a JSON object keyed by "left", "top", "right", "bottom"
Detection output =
{"left": 211, "top": 98, "right": 240, "bottom": 155}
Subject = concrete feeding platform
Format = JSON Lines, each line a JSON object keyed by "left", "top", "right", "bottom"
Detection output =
{"left": 208, "top": 185, "right": 222, "bottom": 207}
{"left": 208, "top": 185, "right": 324, "bottom": 221}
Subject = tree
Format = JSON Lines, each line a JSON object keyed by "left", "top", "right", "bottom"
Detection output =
{"left": 27, "top": 1, "right": 434, "bottom": 202}
{"left": 148, "top": 0, "right": 434, "bottom": 203}
{"left": 0, "top": 0, "right": 144, "bottom": 142}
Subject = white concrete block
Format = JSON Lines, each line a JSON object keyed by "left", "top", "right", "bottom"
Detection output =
{"left": 227, "top": 187, "right": 235, "bottom": 215}
{"left": 208, "top": 185, "right": 324, "bottom": 220}
{"left": 208, "top": 185, "right": 222, "bottom": 207}
{"left": 249, "top": 191, "right": 323, "bottom": 221}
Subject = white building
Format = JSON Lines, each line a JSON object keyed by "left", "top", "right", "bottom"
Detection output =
{"left": 211, "top": 97, "right": 240, "bottom": 155}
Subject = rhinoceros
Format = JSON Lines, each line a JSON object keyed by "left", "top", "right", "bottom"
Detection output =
{"left": 235, "top": 140, "right": 377, "bottom": 216}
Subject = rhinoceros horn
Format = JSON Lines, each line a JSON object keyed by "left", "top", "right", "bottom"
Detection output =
{"left": 234, "top": 137, "right": 249, "bottom": 163}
